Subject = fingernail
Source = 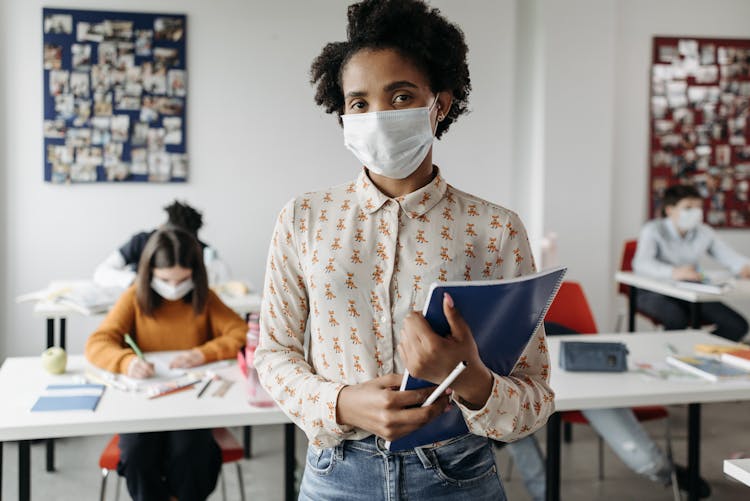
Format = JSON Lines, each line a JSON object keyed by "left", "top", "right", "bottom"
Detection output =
{"left": 443, "top": 292, "right": 454, "bottom": 308}
{"left": 445, "top": 388, "right": 453, "bottom": 396}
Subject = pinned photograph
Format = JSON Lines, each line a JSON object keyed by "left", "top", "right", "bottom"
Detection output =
{"left": 130, "top": 148, "right": 148, "bottom": 174}
{"left": 66, "top": 128, "right": 91, "bottom": 148}
{"left": 678, "top": 39, "right": 699, "bottom": 57}
{"left": 154, "top": 17, "right": 184, "bottom": 42}
{"left": 144, "top": 71, "right": 167, "bottom": 95}
{"left": 73, "top": 99, "right": 92, "bottom": 126}
{"left": 135, "top": 30, "right": 153, "bottom": 56}
{"left": 117, "top": 42, "right": 135, "bottom": 69}
{"left": 110, "top": 114, "right": 130, "bottom": 142}
{"left": 44, "top": 44, "right": 63, "bottom": 70}
{"left": 94, "top": 90, "right": 113, "bottom": 116}
{"left": 98, "top": 42, "right": 118, "bottom": 66}
{"left": 70, "top": 72, "right": 90, "bottom": 98}
{"left": 163, "top": 117, "right": 182, "bottom": 144}
{"left": 49, "top": 70, "right": 69, "bottom": 96}
{"left": 105, "top": 20, "right": 134, "bottom": 42}
{"left": 695, "top": 66, "right": 718, "bottom": 84}
{"left": 716, "top": 145, "right": 731, "bottom": 166}
{"left": 131, "top": 122, "right": 148, "bottom": 146}
{"left": 171, "top": 154, "right": 188, "bottom": 178}
{"left": 55, "top": 94, "right": 75, "bottom": 118}
{"left": 651, "top": 96, "right": 668, "bottom": 118}
{"left": 91, "top": 116, "right": 111, "bottom": 145}
{"left": 167, "top": 70, "right": 186, "bottom": 97}
{"left": 157, "top": 97, "right": 184, "bottom": 115}
{"left": 44, "top": 14, "right": 73, "bottom": 34}
{"left": 71, "top": 44, "right": 92, "bottom": 70}
{"left": 43, "top": 119, "right": 66, "bottom": 139}
{"left": 77, "top": 146, "right": 103, "bottom": 167}
{"left": 147, "top": 127, "right": 166, "bottom": 151}
{"left": 658, "top": 45, "right": 678, "bottom": 63}
{"left": 148, "top": 151, "right": 172, "bottom": 181}
{"left": 140, "top": 96, "right": 159, "bottom": 122}
{"left": 70, "top": 162, "right": 98, "bottom": 182}
{"left": 77, "top": 22, "right": 103, "bottom": 43}
{"left": 701, "top": 44, "right": 716, "bottom": 65}
{"left": 91, "top": 65, "right": 112, "bottom": 92}
{"left": 105, "top": 162, "right": 130, "bottom": 181}
{"left": 104, "top": 142, "right": 123, "bottom": 166}
{"left": 153, "top": 47, "right": 179, "bottom": 69}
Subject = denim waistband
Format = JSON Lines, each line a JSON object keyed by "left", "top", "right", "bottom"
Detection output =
{"left": 344, "top": 433, "right": 485, "bottom": 456}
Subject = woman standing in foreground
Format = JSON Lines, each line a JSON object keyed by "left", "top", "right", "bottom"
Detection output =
{"left": 255, "top": 1, "right": 554, "bottom": 499}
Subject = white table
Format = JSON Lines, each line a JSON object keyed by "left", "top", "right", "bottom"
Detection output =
{"left": 0, "top": 356, "right": 294, "bottom": 501}
{"left": 546, "top": 330, "right": 750, "bottom": 501}
{"left": 724, "top": 458, "right": 750, "bottom": 487}
{"left": 615, "top": 271, "right": 750, "bottom": 332}
{"left": 24, "top": 285, "right": 262, "bottom": 473}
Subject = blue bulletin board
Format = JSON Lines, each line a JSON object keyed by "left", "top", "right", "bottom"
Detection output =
{"left": 42, "top": 8, "right": 188, "bottom": 183}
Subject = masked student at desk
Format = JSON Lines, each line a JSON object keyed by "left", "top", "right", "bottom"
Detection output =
{"left": 93, "top": 200, "right": 230, "bottom": 288}
{"left": 85, "top": 227, "right": 247, "bottom": 501}
{"left": 633, "top": 184, "right": 750, "bottom": 341}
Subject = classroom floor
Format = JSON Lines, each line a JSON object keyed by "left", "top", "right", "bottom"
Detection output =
{"left": 2, "top": 401, "right": 748, "bottom": 500}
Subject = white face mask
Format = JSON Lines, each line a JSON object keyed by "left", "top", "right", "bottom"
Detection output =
{"left": 676, "top": 207, "right": 703, "bottom": 231}
{"left": 151, "top": 277, "right": 194, "bottom": 301}
{"left": 342, "top": 96, "right": 439, "bottom": 179}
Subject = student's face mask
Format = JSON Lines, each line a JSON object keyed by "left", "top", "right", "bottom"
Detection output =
{"left": 677, "top": 207, "right": 703, "bottom": 231}
{"left": 342, "top": 96, "right": 440, "bottom": 179}
{"left": 151, "top": 277, "right": 194, "bottom": 301}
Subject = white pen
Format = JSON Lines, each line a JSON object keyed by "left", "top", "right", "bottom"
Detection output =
{"left": 421, "top": 361, "right": 467, "bottom": 407}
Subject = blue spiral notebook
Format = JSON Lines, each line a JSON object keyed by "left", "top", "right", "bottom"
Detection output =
{"left": 31, "top": 384, "right": 106, "bottom": 412}
{"left": 388, "top": 266, "right": 567, "bottom": 451}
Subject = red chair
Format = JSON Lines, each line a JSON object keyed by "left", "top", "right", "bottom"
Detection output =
{"left": 98, "top": 428, "right": 246, "bottom": 501}
{"left": 617, "top": 239, "right": 664, "bottom": 330}
{"left": 547, "top": 281, "right": 672, "bottom": 481}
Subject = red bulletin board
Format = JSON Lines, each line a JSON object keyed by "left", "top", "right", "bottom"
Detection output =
{"left": 649, "top": 36, "right": 750, "bottom": 228}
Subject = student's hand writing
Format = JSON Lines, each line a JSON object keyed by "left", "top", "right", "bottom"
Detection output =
{"left": 398, "top": 292, "right": 493, "bottom": 409}
{"left": 169, "top": 349, "right": 206, "bottom": 369}
{"left": 127, "top": 358, "right": 155, "bottom": 379}
{"left": 336, "top": 373, "right": 450, "bottom": 441}
{"left": 672, "top": 265, "right": 702, "bottom": 281}
{"left": 740, "top": 264, "right": 750, "bottom": 280}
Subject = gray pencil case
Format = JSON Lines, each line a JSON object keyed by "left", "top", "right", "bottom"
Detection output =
{"left": 559, "top": 341, "right": 629, "bottom": 372}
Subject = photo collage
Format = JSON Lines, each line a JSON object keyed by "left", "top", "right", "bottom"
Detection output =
{"left": 650, "top": 36, "right": 750, "bottom": 228}
{"left": 43, "top": 8, "right": 187, "bottom": 183}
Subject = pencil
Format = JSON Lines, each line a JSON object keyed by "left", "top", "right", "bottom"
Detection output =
{"left": 196, "top": 377, "right": 213, "bottom": 398}
{"left": 148, "top": 380, "right": 199, "bottom": 399}
{"left": 124, "top": 334, "right": 145, "bottom": 360}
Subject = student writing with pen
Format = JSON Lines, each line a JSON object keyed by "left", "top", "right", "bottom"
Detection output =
{"left": 254, "top": 2, "right": 553, "bottom": 498}
{"left": 85, "top": 227, "right": 246, "bottom": 501}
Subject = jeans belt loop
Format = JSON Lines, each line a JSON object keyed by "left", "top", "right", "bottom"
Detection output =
{"left": 414, "top": 446, "right": 435, "bottom": 469}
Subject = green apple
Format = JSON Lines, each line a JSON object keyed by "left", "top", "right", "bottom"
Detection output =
{"left": 41, "top": 347, "right": 67, "bottom": 374}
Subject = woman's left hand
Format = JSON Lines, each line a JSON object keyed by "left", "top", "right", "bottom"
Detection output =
{"left": 398, "top": 293, "right": 493, "bottom": 409}
{"left": 169, "top": 349, "right": 206, "bottom": 369}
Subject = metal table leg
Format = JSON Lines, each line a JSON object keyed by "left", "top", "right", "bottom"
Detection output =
{"left": 545, "top": 412, "right": 561, "bottom": 501}
{"left": 19, "top": 441, "right": 30, "bottom": 501}
{"left": 243, "top": 425, "right": 252, "bottom": 458}
{"left": 690, "top": 304, "right": 701, "bottom": 330}
{"left": 285, "top": 423, "right": 296, "bottom": 501}
{"left": 45, "top": 318, "right": 56, "bottom": 473}
{"left": 687, "top": 403, "right": 701, "bottom": 501}
{"left": 59, "top": 318, "right": 66, "bottom": 350}
{"left": 628, "top": 286, "right": 637, "bottom": 332}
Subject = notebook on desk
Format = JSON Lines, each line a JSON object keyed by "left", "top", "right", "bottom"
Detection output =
{"left": 31, "top": 384, "right": 105, "bottom": 412}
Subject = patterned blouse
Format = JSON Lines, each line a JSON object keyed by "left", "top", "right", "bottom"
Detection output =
{"left": 255, "top": 168, "right": 555, "bottom": 449}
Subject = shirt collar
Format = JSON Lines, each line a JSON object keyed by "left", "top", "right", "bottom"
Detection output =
{"left": 354, "top": 167, "right": 448, "bottom": 219}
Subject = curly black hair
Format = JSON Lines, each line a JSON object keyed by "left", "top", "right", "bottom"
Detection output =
{"left": 163, "top": 200, "right": 203, "bottom": 235}
{"left": 310, "top": 0, "right": 471, "bottom": 139}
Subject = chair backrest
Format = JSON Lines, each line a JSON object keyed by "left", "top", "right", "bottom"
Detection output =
{"left": 618, "top": 239, "right": 638, "bottom": 296}
{"left": 545, "top": 281, "right": 598, "bottom": 334}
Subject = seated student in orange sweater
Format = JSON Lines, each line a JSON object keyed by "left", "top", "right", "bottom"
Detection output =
{"left": 85, "top": 227, "right": 247, "bottom": 501}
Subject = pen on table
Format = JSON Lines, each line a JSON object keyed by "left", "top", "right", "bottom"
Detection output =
{"left": 148, "top": 379, "right": 200, "bottom": 399}
{"left": 196, "top": 376, "right": 214, "bottom": 398}
{"left": 422, "top": 361, "right": 467, "bottom": 407}
{"left": 124, "top": 334, "right": 145, "bottom": 360}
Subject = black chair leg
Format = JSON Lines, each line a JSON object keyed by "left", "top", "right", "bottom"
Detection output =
{"left": 563, "top": 422, "right": 572, "bottom": 443}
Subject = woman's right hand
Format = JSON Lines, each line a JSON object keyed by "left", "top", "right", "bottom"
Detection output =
{"left": 672, "top": 265, "right": 701, "bottom": 281}
{"left": 336, "top": 373, "right": 450, "bottom": 442}
{"left": 127, "top": 358, "right": 155, "bottom": 379}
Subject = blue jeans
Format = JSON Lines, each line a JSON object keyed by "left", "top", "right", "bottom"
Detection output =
{"left": 299, "top": 433, "right": 506, "bottom": 501}
{"left": 506, "top": 408, "right": 671, "bottom": 501}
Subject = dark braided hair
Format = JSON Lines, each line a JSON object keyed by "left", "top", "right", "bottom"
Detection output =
{"left": 310, "top": 0, "right": 471, "bottom": 139}
{"left": 163, "top": 200, "right": 203, "bottom": 236}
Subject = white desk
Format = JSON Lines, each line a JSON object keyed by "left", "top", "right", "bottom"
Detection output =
{"left": 724, "top": 458, "right": 750, "bottom": 487}
{"left": 0, "top": 356, "right": 294, "bottom": 501}
{"left": 545, "top": 330, "right": 750, "bottom": 501}
{"left": 615, "top": 271, "right": 750, "bottom": 331}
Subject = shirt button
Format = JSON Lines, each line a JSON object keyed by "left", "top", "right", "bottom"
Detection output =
{"left": 380, "top": 315, "right": 388, "bottom": 323}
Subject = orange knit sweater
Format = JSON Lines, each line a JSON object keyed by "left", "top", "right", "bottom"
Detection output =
{"left": 85, "top": 285, "right": 247, "bottom": 374}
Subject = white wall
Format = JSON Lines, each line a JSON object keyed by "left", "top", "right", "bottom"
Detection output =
{"left": 1, "top": 0, "right": 516, "bottom": 357}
